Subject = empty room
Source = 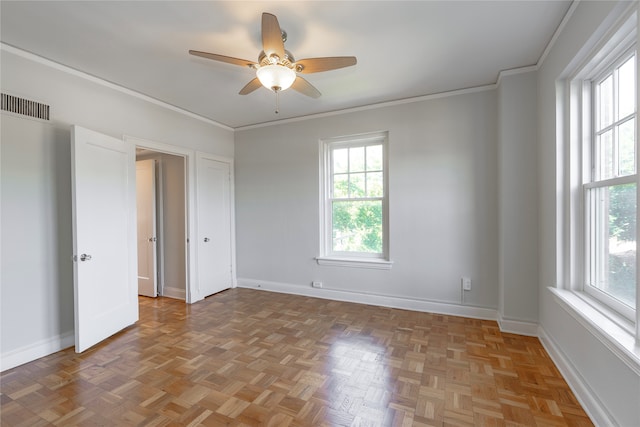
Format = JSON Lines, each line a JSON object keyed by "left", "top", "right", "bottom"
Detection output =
{"left": 1, "top": 1, "right": 639, "bottom": 426}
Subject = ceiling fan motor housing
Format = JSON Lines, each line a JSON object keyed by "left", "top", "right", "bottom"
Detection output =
{"left": 258, "top": 50, "right": 295, "bottom": 68}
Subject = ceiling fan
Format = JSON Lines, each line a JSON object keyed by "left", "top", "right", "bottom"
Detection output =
{"left": 189, "top": 12, "right": 357, "bottom": 108}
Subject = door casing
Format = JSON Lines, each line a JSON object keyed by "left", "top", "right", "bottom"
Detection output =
{"left": 125, "top": 136, "right": 236, "bottom": 303}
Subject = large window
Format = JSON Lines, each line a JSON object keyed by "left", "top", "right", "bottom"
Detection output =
{"left": 566, "top": 6, "right": 639, "bottom": 325}
{"left": 318, "top": 132, "right": 390, "bottom": 268}
{"left": 585, "top": 51, "right": 637, "bottom": 318}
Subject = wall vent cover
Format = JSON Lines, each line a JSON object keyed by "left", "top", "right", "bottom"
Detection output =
{"left": 1, "top": 93, "right": 50, "bottom": 121}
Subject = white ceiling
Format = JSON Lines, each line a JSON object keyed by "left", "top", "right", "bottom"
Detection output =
{"left": 1, "top": 1, "right": 572, "bottom": 129}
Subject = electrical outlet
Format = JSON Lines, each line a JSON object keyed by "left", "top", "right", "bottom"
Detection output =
{"left": 312, "top": 281, "right": 323, "bottom": 289}
{"left": 462, "top": 277, "right": 471, "bottom": 291}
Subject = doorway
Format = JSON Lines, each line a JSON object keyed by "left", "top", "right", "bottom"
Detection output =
{"left": 135, "top": 148, "right": 188, "bottom": 300}
{"left": 71, "top": 128, "right": 234, "bottom": 353}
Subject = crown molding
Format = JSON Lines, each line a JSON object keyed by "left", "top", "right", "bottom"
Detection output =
{"left": 0, "top": 43, "right": 233, "bottom": 132}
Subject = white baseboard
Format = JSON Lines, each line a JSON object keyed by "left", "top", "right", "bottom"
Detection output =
{"left": 237, "top": 278, "right": 498, "bottom": 321}
{"left": 1, "top": 331, "right": 74, "bottom": 372}
{"left": 538, "top": 326, "right": 613, "bottom": 427}
{"left": 162, "top": 286, "right": 185, "bottom": 300}
{"left": 497, "top": 314, "right": 539, "bottom": 336}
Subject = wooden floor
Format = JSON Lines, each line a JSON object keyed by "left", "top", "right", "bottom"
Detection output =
{"left": 1, "top": 288, "right": 592, "bottom": 426}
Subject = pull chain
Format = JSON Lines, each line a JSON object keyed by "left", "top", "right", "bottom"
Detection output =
{"left": 275, "top": 89, "right": 280, "bottom": 114}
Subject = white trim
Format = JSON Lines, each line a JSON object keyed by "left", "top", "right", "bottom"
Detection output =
{"left": 237, "top": 278, "right": 497, "bottom": 321}
{"left": 538, "top": 325, "right": 614, "bottom": 427}
{"left": 124, "top": 135, "right": 198, "bottom": 303}
{"left": 497, "top": 314, "right": 539, "bottom": 337}
{"left": 315, "top": 256, "right": 393, "bottom": 270}
{"left": 536, "top": 0, "right": 581, "bottom": 68}
{"left": 0, "top": 43, "right": 233, "bottom": 131}
{"left": 236, "top": 84, "right": 497, "bottom": 131}
{"left": 1, "top": 331, "right": 74, "bottom": 372}
{"left": 495, "top": 65, "right": 538, "bottom": 87}
{"left": 549, "top": 287, "right": 640, "bottom": 375}
{"left": 319, "top": 131, "right": 390, "bottom": 262}
{"left": 558, "top": 3, "right": 639, "bottom": 327}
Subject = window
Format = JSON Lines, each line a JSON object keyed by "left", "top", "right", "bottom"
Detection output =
{"left": 585, "top": 51, "right": 637, "bottom": 318}
{"left": 317, "top": 132, "right": 391, "bottom": 269}
{"left": 567, "top": 10, "right": 637, "bottom": 322}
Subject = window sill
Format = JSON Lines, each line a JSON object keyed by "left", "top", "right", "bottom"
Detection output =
{"left": 315, "top": 256, "right": 394, "bottom": 270}
{"left": 548, "top": 287, "right": 640, "bottom": 374}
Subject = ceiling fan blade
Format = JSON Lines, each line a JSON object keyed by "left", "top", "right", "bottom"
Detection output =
{"left": 262, "top": 13, "right": 285, "bottom": 60}
{"left": 189, "top": 50, "right": 256, "bottom": 68}
{"left": 239, "top": 78, "right": 263, "bottom": 95}
{"left": 291, "top": 76, "right": 321, "bottom": 98}
{"left": 294, "top": 57, "right": 357, "bottom": 73}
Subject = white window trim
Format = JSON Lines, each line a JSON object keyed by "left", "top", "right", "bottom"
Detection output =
{"left": 317, "top": 131, "right": 392, "bottom": 269}
{"left": 582, "top": 48, "right": 637, "bottom": 320}
{"left": 559, "top": 4, "right": 639, "bottom": 349}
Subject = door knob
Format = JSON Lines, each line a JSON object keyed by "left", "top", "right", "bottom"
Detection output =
{"left": 204, "top": 237, "right": 210, "bottom": 242}
{"left": 80, "top": 254, "right": 92, "bottom": 261}
{"left": 148, "top": 237, "right": 157, "bottom": 242}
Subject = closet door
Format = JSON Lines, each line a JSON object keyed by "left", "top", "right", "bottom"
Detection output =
{"left": 196, "top": 155, "right": 232, "bottom": 298}
{"left": 136, "top": 159, "right": 157, "bottom": 297}
{"left": 71, "top": 125, "right": 138, "bottom": 352}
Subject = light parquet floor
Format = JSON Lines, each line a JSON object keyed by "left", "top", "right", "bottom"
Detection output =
{"left": 1, "top": 288, "right": 593, "bottom": 426}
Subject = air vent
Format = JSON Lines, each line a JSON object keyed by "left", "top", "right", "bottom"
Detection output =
{"left": 1, "top": 93, "right": 50, "bottom": 121}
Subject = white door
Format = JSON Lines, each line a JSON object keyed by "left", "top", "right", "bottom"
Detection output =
{"left": 136, "top": 159, "right": 157, "bottom": 297}
{"left": 71, "top": 125, "right": 138, "bottom": 353}
{"left": 197, "top": 156, "right": 232, "bottom": 298}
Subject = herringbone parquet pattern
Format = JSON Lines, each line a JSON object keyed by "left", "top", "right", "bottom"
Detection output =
{"left": 1, "top": 288, "right": 592, "bottom": 426}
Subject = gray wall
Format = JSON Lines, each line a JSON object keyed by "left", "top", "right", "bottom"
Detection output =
{"left": 160, "top": 154, "right": 187, "bottom": 298}
{"left": 235, "top": 90, "right": 500, "bottom": 309}
{"left": 537, "top": 1, "right": 640, "bottom": 425}
{"left": 497, "top": 71, "right": 539, "bottom": 325}
{"left": 0, "top": 50, "right": 233, "bottom": 360}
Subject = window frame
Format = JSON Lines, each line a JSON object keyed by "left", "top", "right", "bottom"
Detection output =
{"left": 567, "top": 12, "right": 638, "bottom": 324}
{"left": 317, "top": 131, "right": 392, "bottom": 269}
{"left": 582, "top": 48, "right": 637, "bottom": 320}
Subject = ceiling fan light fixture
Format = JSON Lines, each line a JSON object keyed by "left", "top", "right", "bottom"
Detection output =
{"left": 256, "top": 64, "right": 296, "bottom": 91}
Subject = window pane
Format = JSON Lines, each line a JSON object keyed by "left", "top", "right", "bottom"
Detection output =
{"left": 350, "top": 146, "right": 365, "bottom": 172}
{"left": 366, "top": 145, "right": 383, "bottom": 171}
{"left": 333, "top": 174, "right": 349, "bottom": 198}
{"left": 367, "top": 172, "right": 383, "bottom": 197}
{"left": 350, "top": 173, "right": 366, "bottom": 197}
{"left": 599, "top": 74, "right": 614, "bottom": 130}
{"left": 332, "top": 200, "right": 382, "bottom": 253}
{"left": 618, "top": 55, "right": 636, "bottom": 120}
{"left": 598, "top": 130, "right": 614, "bottom": 179}
{"left": 587, "top": 183, "right": 636, "bottom": 309}
{"left": 618, "top": 118, "right": 636, "bottom": 177}
{"left": 333, "top": 148, "right": 349, "bottom": 174}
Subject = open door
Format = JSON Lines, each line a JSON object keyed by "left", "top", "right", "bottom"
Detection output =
{"left": 136, "top": 159, "right": 157, "bottom": 297}
{"left": 71, "top": 125, "right": 138, "bottom": 353}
